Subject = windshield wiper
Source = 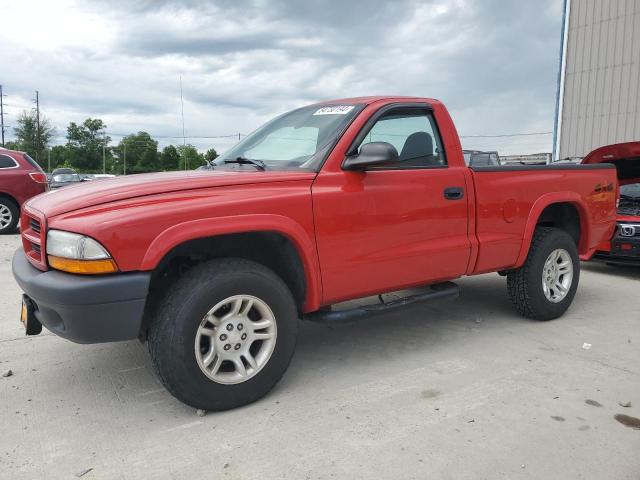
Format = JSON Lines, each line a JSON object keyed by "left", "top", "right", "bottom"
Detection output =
{"left": 224, "top": 157, "right": 267, "bottom": 171}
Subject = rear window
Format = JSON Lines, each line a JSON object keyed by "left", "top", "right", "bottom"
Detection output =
{"left": 0, "top": 154, "right": 18, "bottom": 169}
{"left": 22, "top": 154, "right": 44, "bottom": 171}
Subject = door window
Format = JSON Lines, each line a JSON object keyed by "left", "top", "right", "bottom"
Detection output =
{"left": 0, "top": 154, "right": 17, "bottom": 169}
{"left": 357, "top": 109, "right": 446, "bottom": 168}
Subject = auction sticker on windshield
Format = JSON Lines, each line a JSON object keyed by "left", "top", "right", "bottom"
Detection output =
{"left": 313, "top": 106, "right": 355, "bottom": 115}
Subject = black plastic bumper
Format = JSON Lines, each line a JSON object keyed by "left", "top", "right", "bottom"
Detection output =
{"left": 593, "top": 235, "right": 640, "bottom": 265}
{"left": 12, "top": 249, "right": 151, "bottom": 344}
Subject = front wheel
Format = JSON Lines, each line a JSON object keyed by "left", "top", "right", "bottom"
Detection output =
{"left": 148, "top": 258, "right": 299, "bottom": 411}
{"left": 507, "top": 227, "right": 580, "bottom": 320}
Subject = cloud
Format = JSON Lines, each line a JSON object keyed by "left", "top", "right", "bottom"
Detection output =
{"left": 0, "top": 0, "right": 563, "bottom": 154}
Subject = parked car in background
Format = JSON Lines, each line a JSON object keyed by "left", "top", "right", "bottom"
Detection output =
{"left": 583, "top": 141, "right": 640, "bottom": 264}
{"left": 13, "top": 96, "right": 617, "bottom": 411}
{"left": 0, "top": 147, "right": 48, "bottom": 234}
{"left": 463, "top": 150, "right": 501, "bottom": 167}
{"left": 49, "top": 168, "right": 83, "bottom": 190}
{"left": 76, "top": 174, "right": 118, "bottom": 182}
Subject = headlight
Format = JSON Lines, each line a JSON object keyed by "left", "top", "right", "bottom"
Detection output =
{"left": 46, "top": 230, "right": 118, "bottom": 274}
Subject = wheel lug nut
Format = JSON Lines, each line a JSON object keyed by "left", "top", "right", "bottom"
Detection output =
{"left": 241, "top": 333, "right": 247, "bottom": 340}
{"left": 234, "top": 343, "right": 241, "bottom": 350}
{"left": 226, "top": 324, "right": 233, "bottom": 331}
{"left": 237, "top": 323, "right": 243, "bottom": 331}
{"left": 224, "top": 344, "right": 231, "bottom": 351}
{"left": 220, "top": 334, "right": 227, "bottom": 341}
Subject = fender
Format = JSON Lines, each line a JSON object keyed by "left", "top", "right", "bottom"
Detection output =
{"left": 514, "top": 192, "right": 591, "bottom": 268}
{"left": 140, "top": 214, "right": 323, "bottom": 312}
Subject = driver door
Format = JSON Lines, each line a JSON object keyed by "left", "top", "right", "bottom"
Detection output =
{"left": 312, "top": 106, "right": 471, "bottom": 304}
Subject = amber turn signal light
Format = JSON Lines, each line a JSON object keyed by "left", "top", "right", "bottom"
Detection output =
{"left": 47, "top": 256, "right": 119, "bottom": 275}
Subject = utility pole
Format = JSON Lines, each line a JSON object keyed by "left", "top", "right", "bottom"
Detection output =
{"left": 180, "top": 76, "right": 187, "bottom": 171}
{"left": 34, "top": 90, "right": 41, "bottom": 163}
{"left": 123, "top": 142, "right": 127, "bottom": 175}
{"left": 47, "top": 149, "right": 51, "bottom": 173}
{"left": 103, "top": 145, "right": 106, "bottom": 174}
{"left": 0, "top": 85, "right": 5, "bottom": 147}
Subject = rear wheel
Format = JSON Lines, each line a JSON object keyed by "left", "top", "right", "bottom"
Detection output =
{"left": 148, "top": 258, "right": 299, "bottom": 411}
{"left": 507, "top": 227, "right": 580, "bottom": 320}
{"left": 0, "top": 197, "right": 19, "bottom": 234}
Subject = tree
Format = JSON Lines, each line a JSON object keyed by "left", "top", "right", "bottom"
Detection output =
{"left": 13, "top": 110, "right": 55, "bottom": 167}
{"left": 4, "top": 141, "right": 20, "bottom": 151}
{"left": 177, "top": 144, "right": 205, "bottom": 170}
{"left": 66, "top": 118, "right": 110, "bottom": 172}
{"left": 204, "top": 148, "right": 218, "bottom": 164}
{"left": 160, "top": 145, "right": 180, "bottom": 171}
{"left": 49, "top": 145, "right": 69, "bottom": 171}
{"left": 116, "top": 132, "right": 158, "bottom": 174}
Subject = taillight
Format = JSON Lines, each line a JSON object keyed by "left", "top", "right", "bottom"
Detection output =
{"left": 29, "top": 172, "right": 48, "bottom": 184}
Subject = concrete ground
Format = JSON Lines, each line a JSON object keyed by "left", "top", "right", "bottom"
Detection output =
{"left": 0, "top": 233, "right": 639, "bottom": 480}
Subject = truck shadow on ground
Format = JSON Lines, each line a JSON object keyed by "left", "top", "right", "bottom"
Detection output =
{"left": 38, "top": 272, "right": 615, "bottom": 414}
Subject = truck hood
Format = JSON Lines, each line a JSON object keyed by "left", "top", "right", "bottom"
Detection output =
{"left": 582, "top": 142, "right": 640, "bottom": 185}
{"left": 27, "top": 170, "right": 317, "bottom": 217}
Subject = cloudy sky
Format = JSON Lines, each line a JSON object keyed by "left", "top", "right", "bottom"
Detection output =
{"left": 0, "top": 0, "right": 564, "bottom": 155}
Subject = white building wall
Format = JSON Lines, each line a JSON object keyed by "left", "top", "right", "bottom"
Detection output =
{"left": 557, "top": 0, "right": 640, "bottom": 159}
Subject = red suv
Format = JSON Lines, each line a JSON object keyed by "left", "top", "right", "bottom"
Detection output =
{"left": 0, "top": 148, "right": 48, "bottom": 234}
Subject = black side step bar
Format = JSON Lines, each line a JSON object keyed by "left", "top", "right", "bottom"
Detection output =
{"left": 304, "top": 281, "right": 460, "bottom": 324}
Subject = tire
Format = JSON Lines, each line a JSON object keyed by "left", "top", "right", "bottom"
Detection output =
{"left": 0, "top": 197, "right": 19, "bottom": 235}
{"left": 507, "top": 227, "right": 580, "bottom": 321}
{"left": 148, "top": 258, "right": 299, "bottom": 411}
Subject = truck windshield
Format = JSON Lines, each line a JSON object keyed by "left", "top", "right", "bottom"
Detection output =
{"left": 214, "top": 104, "right": 363, "bottom": 171}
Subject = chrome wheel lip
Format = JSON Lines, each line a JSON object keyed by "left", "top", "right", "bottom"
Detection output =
{"left": 542, "top": 248, "right": 573, "bottom": 303}
{"left": 194, "top": 294, "right": 277, "bottom": 385}
{"left": 0, "top": 204, "right": 12, "bottom": 229}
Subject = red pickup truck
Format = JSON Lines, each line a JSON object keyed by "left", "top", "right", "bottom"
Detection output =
{"left": 13, "top": 97, "right": 617, "bottom": 410}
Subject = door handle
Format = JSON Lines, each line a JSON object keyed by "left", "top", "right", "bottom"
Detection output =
{"left": 444, "top": 186, "right": 464, "bottom": 200}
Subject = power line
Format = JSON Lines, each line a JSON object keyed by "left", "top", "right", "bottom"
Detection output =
{"left": 459, "top": 131, "right": 553, "bottom": 138}
{"left": 105, "top": 132, "right": 243, "bottom": 139}
{"left": 27, "top": 119, "right": 554, "bottom": 149}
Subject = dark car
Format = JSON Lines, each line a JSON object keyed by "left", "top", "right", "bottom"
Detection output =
{"left": 49, "top": 168, "right": 83, "bottom": 189}
{"left": 0, "top": 148, "right": 48, "bottom": 234}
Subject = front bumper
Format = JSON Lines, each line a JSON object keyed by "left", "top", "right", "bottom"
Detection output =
{"left": 12, "top": 248, "right": 151, "bottom": 344}
{"left": 593, "top": 234, "right": 640, "bottom": 265}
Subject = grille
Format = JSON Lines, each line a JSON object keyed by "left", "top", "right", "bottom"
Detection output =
{"left": 618, "top": 224, "right": 640, "bottom": 238}
{"left": 30, "top": 219, "right": 41, "bottom": 234}
{"left": 20, "top": 209, "right": 47, "bottom": 270}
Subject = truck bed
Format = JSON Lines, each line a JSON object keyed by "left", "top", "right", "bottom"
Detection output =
{"left": 469, "top": 163, "right": 617, "bottom": 273}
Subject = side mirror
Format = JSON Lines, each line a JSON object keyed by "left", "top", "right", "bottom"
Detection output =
{"left": 343, "top": 142, "right": 399, "bottom": 170}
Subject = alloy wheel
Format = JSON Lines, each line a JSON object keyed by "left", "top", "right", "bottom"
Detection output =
{"left": 0, "top": 204, "right": 12, "bottom": 230}
{"left": 194, "top": 295, "right": 277, "bottom": 384}
{"left": 541, "top": 248, "right": 573, "bottom": 303}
